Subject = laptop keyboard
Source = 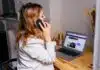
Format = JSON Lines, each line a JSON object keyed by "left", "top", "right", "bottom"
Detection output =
{"left": 58, "top": 48, "right": 80, "bottom": 56}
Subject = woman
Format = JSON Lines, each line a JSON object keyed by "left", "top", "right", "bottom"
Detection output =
{"left": 16, "top": 3, "right": 56, "bottom": 70}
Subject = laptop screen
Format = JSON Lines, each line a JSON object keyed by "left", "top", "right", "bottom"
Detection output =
{"left": 63, "top": 31, "right": 87, "bottom": 52}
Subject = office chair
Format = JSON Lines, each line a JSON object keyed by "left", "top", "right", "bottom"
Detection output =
{"left": 0, "top": 19, "right": 18, "bottom": 70}
{"left": 1, "top": 58, "right": 17, "bottom": 70}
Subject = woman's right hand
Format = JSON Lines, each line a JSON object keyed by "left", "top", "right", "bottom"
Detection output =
{"left": 39, "top": 22, "right": 51, "bottom": 42}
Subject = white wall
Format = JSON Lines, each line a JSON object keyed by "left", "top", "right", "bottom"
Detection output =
{"left": 62, "top": 0, "right": 96, "bottom": 33}
{"left": 49, "top": 0, "right": 63, "bottom": 35}
{"left": 61, "top": 0, "right": 96, "bottom": 46}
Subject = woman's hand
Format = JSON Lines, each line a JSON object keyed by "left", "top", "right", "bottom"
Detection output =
{"left": 39, "top": 22, "right": 51, "bottom": 42}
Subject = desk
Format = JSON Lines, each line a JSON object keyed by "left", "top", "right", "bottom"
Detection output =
{"left": 54, "top": 51, "right": 93, "bottom": 70}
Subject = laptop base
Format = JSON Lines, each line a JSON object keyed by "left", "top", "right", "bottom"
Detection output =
{"left": 56, "top": 48, "right": 82, "bottom": 61}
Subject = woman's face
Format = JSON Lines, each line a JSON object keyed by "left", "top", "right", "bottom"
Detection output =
{"left": 39, "top": 10, "right": 49, "bottom": 24}
{"left": 39, "top": 10, "right": 46, "bottom": 22}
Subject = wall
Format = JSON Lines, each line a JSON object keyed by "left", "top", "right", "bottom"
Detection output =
{"left": 61, "top": 0, "right": 96, "bottom": 46}
{"left": 62, "top": 0, "right": 96, "bottom": 33}
{"left": 49, "top": 0, "right": 63, "bottom": 35}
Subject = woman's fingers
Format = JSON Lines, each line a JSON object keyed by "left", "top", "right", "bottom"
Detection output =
{"left": 45, "top": 22, "right": 48, "bottom": 26}
{"left": 45, "top": 22, "right": 51, "bottom": 28}
{"left": 39, "top": 21, "right": 51, "bottom": 31}
{"left": 43, "top": 22, "right": 47, "bottom": 28}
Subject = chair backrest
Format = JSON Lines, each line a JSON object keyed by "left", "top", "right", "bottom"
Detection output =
{"left": 0, "top": 20, "right": 9, "bottom": 63}
{"left": 5, "top": 19, "right": 19, "bottom": 68}
{"left": 0, "top": 19, "right": 18, "bottom": 69}
{"left": 7, "top": 30, "right": 17, "bottom": 59}
{"left": 5, "top": 19, "right": 18, "bottom": 59}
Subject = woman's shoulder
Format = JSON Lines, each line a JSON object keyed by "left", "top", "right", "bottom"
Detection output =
{"left": 18, "top": 35, "right": 44, "bottom": 47}
{"left": 26, "top": 36, "right": 44, "bottom": 45}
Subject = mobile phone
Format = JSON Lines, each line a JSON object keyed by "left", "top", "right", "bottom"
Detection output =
{"left": 35, "top": 19, "right": 44, "bottom": 31}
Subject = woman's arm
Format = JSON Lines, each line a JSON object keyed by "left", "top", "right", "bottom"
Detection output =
{"left": 45, "top": 41, "right": 56, "bottom": 62}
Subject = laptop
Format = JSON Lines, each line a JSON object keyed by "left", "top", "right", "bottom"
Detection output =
{"left": 56, "top": 31, "right": 87, "bottom": 61}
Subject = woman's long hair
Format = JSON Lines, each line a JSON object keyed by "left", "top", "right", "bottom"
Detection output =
{"left": 16, "top": 3, "right": 44, "bottom": 45}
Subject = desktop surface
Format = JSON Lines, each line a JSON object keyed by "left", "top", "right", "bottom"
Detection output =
{"left": 55, "top": 49, "right": 93, "bottom": 70}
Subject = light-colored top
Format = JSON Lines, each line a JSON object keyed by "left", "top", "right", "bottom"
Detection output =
{"left": 17, "top": 37, "right": 56, "bottom": 70}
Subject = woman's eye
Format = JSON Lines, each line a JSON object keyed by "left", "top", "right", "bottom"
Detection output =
{"left": 41, "top": 16, "right": 44, "bottom": 18}
{"left": 42, "top": 14, "right": 46, "bottom": 18}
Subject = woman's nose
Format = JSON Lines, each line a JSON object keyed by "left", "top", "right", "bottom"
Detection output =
{"left": 42, "top": 15, "right": 46, "bottom": 19}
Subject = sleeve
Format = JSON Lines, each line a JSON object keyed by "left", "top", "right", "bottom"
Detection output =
{"left": 45, "top": 41, "right": 56, "bottom": 62}
{"left": 21, "top": 41, "right": 56, "bottom": 64}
